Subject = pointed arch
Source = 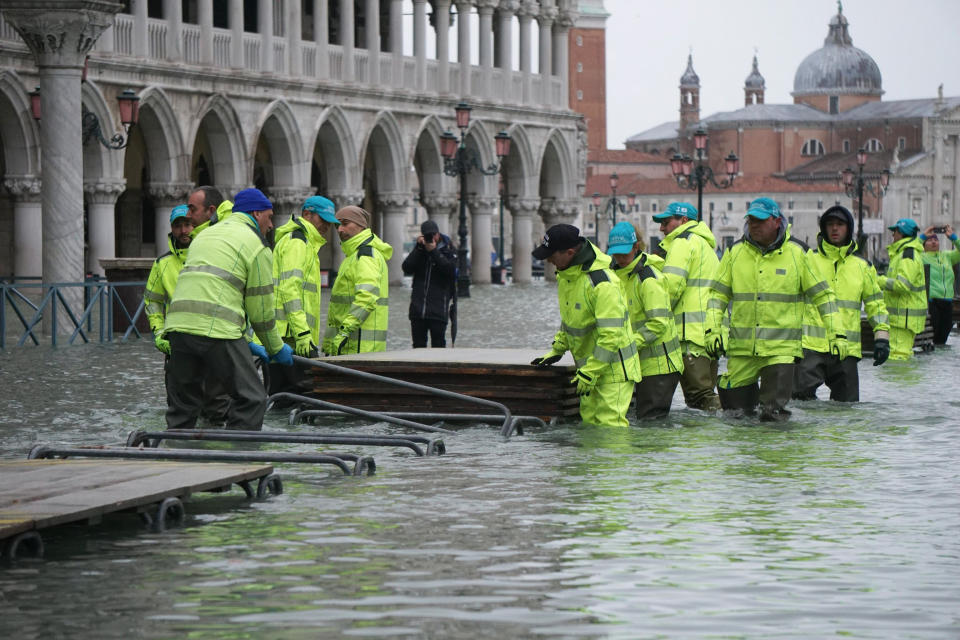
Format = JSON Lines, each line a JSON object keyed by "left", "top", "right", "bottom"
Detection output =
{"left": 189, "top": 94, "right": 247, "bottom": 189}
{"left": 135, "top": 85, "right": 188, "bottom": 183}
{"left": 80, "top": 81, "right": 124, "bottom": 180}
{"left": 411, "top": 114, "right": 446, "bottom": 198}
{"left": 462, "top": 120, "right": 499, "bottom": 197}
{"left": 502, "top": 123, "right": 535, "bottom": 199}
{"left": 360, "top": 110, "right": 407, "bottom": 193}
{"left": 538, "top": 128, "right": 574, "bottom": 200}
{"left": 252, "top": 99, "right": 307, "bottom": 187}
{"left": 0, "top": 70, "right": 39, "bottom": 176}
{"left": 310, "top": 105, "right": 357, "bottom": 195}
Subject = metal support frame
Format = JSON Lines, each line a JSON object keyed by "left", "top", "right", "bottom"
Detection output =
{"left": 268, "top": 392, "right": 455, "bottom": 435}
{"left": 290, "top": 409, "right": 544, "bottom": 438}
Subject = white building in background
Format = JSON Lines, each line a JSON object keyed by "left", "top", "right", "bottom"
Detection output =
{"left": 0, "top": 0, "right": 585, "bottom": 286}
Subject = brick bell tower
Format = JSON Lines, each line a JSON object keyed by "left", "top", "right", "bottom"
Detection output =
{"left": 679, "top": 54, "right": 700, "bottom": 153}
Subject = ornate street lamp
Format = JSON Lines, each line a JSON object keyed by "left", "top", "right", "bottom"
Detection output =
{"left": 31, "top": 87, "right": 140, "bottom": 150}
{"left": 441, "top": 102, "right": 511, "bottom": 298}
{"left": 841, "top": 148, "right": 891, "bottom": 258}
{"left": 671, "top": 127, "right": 739, "bottom": 229}
{"left": 593, "top": 172, "right": 628, "bottom": 247}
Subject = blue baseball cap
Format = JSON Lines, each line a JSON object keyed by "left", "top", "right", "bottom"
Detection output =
{"left": 169, "top": 204, "right": 189, "bottom": 225}
{"left": 746, "top": 197, "right": 782, "bottom": 220}
{"left": 233, "top": 188, "right": 273, "bottom": 214}
{"left": 652, "top": 201, "right": 698, "bottom": 222}
{"left": 607, "top": 221, "right": 638, "bottom": 255}
{"left": 302, "top": 195, "right": 339, "bottom": 224}
{"left": 888, "top": 218, "right": 918, "bottom": 236}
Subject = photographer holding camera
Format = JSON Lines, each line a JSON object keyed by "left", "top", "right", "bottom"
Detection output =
{"left": 920, "top": 224, "right": 960, "bottom": 345}
{"left": 402, "top": 220, "right": 457, "bottom": 348}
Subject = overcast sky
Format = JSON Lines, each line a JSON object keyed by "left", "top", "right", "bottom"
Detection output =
{"left": 603, "top": 0, "right": 960, "bottom": 148}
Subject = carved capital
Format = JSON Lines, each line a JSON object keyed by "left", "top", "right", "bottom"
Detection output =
{"left": 269, "top": 185, "right": 316, "bottom": 207}
{"left": 147, "top": 181, "right": 193, "bottom": 203}
{"left": 538, "top": 5, "right": 558, "bottom": 24}
{"left": 83, "top": 178, "right": 126, "bottom": 204}
{"left": 4, "top": 175, "right": 42, "bottom": 201}
{"left": 476, "top": 0, "right": 499, "bottom": 13}
{"left": 507, "top": 196, "right": 540, "bottom": 216}
{"left": 329, "top": 191, "right": 366, "bottom": 209}
{"left": 556, "top": 8, "right": 577, "bottom": 30}
{"left": 517, "top": 0, "right": 539, "bottom": 19}
{"left": 498, "top": 0, "right": 520, "bottom": 14}
{"left": 421, "top": 193, "right": 459, "bottom": 212}
{"left": 378, "top": 192, "right": 413, "bottom": 213}
{"left": 467, "top": 195, "right": 500, "bottom": 212}
{"left": 2, "top": 2, "right": 120, "bottom": 67}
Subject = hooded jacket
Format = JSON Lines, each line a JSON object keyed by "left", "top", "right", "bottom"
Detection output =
{"left": 324, "top": 228, "right": 393, "bottom": 354}
{"left": 549, "top": 240, "right": 641, "bottom": 384}
{"left": 272, "top": 215, "right": 328, "bottom": 346}
{"left": 402, "top": 233, "right": 457, "bottom": 322}
{"left": 190, "top": 200, "right": 234, "bottom": 239}
{"left": 658, "top": 220, "right": 720, "bottom": 350}
{"left": 611, "top": 252, "right": 683, "bottom": 377}
{"left": 922, "top": 234, "right": 960, "bottom": 300}
{"left": 144, "top": 232, "right": 189, "bottom": 336}
{"left": 709, "top": 221, "right": 841, "bottom": 358}
{"left": 879, "top": 235, "right": 927, "bottom": 333}
{"left": 801, "top": 207, "right": 889, "bottom": 358}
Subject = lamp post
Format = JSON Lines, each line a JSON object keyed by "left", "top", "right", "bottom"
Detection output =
{"left": 670, "top": 128, "right": 739, "bottom": 226}
{"left": 440, "top": 103, "right": 511, "bottom": 298}
{"left": 841, "top": 148, "right": 891, "bottom": 259}
{"left": 591, "top": 173, "right": 635, "bottom": 247}
{"left": 30, "top": 86, "right": 140, "bottom": 150}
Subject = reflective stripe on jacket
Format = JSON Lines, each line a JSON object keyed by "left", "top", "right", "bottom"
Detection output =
{"left": 659, "top": 220, "right": 720, "bottom": 349}
{"left": 554, "top": 241, "right": 642, "bottom": 384}
{"left": 922, "top": 236, "right": 960, "bottom": 300}
{"left": 801, "top": 237, "right": 889, "bottom": 358}
{"left": 612, "top": 252, "right": 684, "bottom": 377}
{"left": 879, "top": 236, "right": 927, "bottom": 333}
{"left": 709, "top": 224, "right": 840, "bottom": 358}
{"left": 144, "top": 233, "right": 187, "bottom": 335}
{"left": 273, "top": 216, "right": 327, "bottom": 345}
{"left": 164, "top": 213, "right": 284, "bottom": 354}
{"left": 323, "top": 228, "right": 393, "bottom": 354}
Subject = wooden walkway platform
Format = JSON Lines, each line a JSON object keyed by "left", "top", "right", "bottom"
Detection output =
{"left": 0, "top": 459, "right": 273, "bottom": 543}
{"left": 311, "top": 347, "right": 579, "bottom": 418}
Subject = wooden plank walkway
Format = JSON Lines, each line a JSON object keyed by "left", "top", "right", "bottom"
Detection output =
{"left": 0, "top": 459, "right": 272, "bottom": 541}
{"left": 310, "top": 348, "right": 579, "bottom": 418}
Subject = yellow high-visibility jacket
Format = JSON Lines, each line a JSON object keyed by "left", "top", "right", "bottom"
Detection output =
{"left": 879, "top": 236, "right": 928, "bottom": 334}
{"left": 272, "top": 216, "right": 327, "bottom": 346}
{"left": 144, "top": 233, "right": 187, "bottom": 336}
{"left": 659, "top": 220, "right": 720, "bottom": 349}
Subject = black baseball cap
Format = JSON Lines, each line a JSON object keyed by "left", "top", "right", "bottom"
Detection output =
{"left": 421, "top": 220, "right": 439, "bottom": 237}
{"left": 532, "top": 224, "right": 582, "bottom": 260}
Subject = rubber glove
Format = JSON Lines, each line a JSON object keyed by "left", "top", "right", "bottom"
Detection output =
{"left": 295, "top": 331, "right": 313, "bottom": 357}
{"left": 334, "top": 332, "right": 349, "bottom": 355}
{"left": 270, "top": 343, "right": 294, "bottom": 366}
{"left": 873, "top": 338, "right": 890, "bottom": 366}
{"left": 530, "top": 351, "right": 563, "bottom": 367}
{"left": 154, "top": 333, "right": 171, "bottom": 355}
{"left": 571, "top": 369, "right": 596, "bottom": 396}
{"left": 248, "top": 341, "right": 269, "bottom": 364}
{"left": 829, "top": 334, "right": 849, "bottom": 360}
{"left": 704, "top": 328, "right": 725, "bottom": 359}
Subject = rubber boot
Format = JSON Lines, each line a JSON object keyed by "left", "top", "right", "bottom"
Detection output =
{"left": 717, "top": 383, "right": 760, "bottom": 417}
{"left": 759, "top": 363, "right": 795, "bottom": 422}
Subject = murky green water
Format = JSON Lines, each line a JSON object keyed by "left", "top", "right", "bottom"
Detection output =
{"left": 1, "top": 282, "right": 958, "bottom": 638}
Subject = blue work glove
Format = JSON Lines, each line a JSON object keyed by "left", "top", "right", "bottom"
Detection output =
{"left": 572, "top": 369, "right": 596, "bottom": 396}
{"left": 873, "top": 338, "right": 890, "bottom": 366}
{"left": 248, "top": 341, "right": 269, "bottom": 364}
{"left": 270, "top": 343, "right": 294, "bottom": 366}
{"left": 704, "top": 328, "right": 725, "bottom": 359}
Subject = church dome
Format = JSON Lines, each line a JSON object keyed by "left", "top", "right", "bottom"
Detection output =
{"left": 792, "top": 7, "right": 882, "bottom": 96}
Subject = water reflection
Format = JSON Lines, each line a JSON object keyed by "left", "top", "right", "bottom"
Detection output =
{"left": 1, "top": 282, "right": 959, "bottom": 638}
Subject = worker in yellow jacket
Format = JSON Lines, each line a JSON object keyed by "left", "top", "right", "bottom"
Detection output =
{"left": 878, "top": 218, "right": 927, "bottom": 360}
{"left": 607, "top": 221, "right": 683, "bottom": 420}
{"left": 186, "top": 185, "right": 233, "bottom": 238}
{"left": 531, "top": 224, "right": 642, "bottom": 427}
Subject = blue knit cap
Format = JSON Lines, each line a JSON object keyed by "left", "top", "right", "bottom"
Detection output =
{"left": 653, "top": 201, "right": 698, "bottom": 222}
{"left": 302, "top": 195, "right": 339, "bottom": 224}
{"left": 607, "top": 221, "right": 638, "bottom": 255}
{"left": 746, "top": 197, "right": 781, "bottom": 219}
{"left": 169, "top": 204, "right": 189, "bottom": 225}
{"left": 233, "top": 188, "right": 273, "bottom": 213}
{"left": 888, "top": 218, "right": 918, "bottom": 236}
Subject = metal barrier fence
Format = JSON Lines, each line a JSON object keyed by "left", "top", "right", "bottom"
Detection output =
{"left": 0, "top": 278, "right": 147, "bottom": 348}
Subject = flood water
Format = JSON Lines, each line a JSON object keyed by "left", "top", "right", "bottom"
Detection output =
{"left": 1, "top": 281, "right": 958, "bottom": 639}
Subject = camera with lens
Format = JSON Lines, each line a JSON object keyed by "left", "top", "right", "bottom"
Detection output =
{"left": 933, "top": 226, "right": 946, "bottom": 234}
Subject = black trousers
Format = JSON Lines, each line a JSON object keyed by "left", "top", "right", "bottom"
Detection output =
{"left": 411, "top": 318, "right": 447, "bottom": 348}
{"left": 166, "top": 332, "right": 267, "bottom": 430}
{"left": 635, "top": 372, "right": 681, "bottom": 420}
{"left": 929, "top": 298, "right": 954, "bottom": 344}
{"left": 793, "top": 348, "right": 860, "bottom": 402}
{"left": 164, "top": 356, "right": 232, "bottom": 424}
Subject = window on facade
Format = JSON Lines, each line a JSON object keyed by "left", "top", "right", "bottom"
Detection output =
{"left": 843, "top": 139, "right": 851, "bottom": 153}
{"left": 576, "top": 62, "right": 583, "bottom": 73}
{"left": 898, "top": 137, "right": 906, "bottom": 150}
{"left": 788, "top": 200, "right": 795, "bottom": 210}
{"left": 651, "top": 202, "right": 658, "bottom": 212}
{"left": 148, "top": 0, "right": 163, "bottom": 18}
{"left": 865, "top": 138, "right": 884, "bottom": 152}
{"left": 817, "top": 199, "right": 824, "bottom": 209}
{"left": 801, "top": 139, "right": 825, "bottom": 156}
{"left": 829, "top": 96, "right": 839, "bottom": 114}
{"left": 727, "top": 201, "right": 733, "bottom": 211}
{"left": 212, "top": 0, "right": 229, "bottom": 28}
{"left": 576, "top": 35, "right": 583, "bottom": 47}
{"left": 576, "top": 90, "right": 583, "bottom": 101}
{"left": 709, "top": 202, "right": 715, "bottom": 212}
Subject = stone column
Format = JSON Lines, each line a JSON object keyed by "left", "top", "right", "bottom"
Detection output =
{"left": 932, "top": 125, "right": 944, "bottom": 225}
{"left": 507, "top": 196, "right": 538, "bottom": 283}
{"left": 467, "top": 195, "right": 498, "bottom": 284}
{"left": 517, "top": 1, "right": 535, "bottom": 104}
{"left": 436, "top": 0, "right": 451, "bottom": 94}
{"left": 4, "top": 176, "right": 42, "bottom": 279}
{"left": 378, "top": 192, "right": 412, "bottom": 285}
{"left": 314, "top": 0, "right": 329, "bottom": 78}
{"left": 133, "top": 0, "right": 148, "bottom": 58}
{"left": 3, "top": 1, "right": 118, "bottom": 293}
{"left": 230, "top": 0, "right": 244, "bottom": 69}
{"left": 329, "top": 191, "right": 365, "bottom": 269}
{"left": 554, "top": 7, "right": 574, "bottom": 107}
{"left": 497, "top": 1, "right": 517, "bottom": 74}
{"left": 84, "top": 179, "right": 126, "bottom": 276}
{"left": 538, "top": 197, "right": 561, "bottom": 281}
{"left": 365, "top": 0, "right": 380, "bottom": 85}
{"left": 164, "top": 0, "right": 183, "bottom": 62}
{"left": 270, "top": 185, "right": 316, "bottom": 226}
{"left": 390, "top": 0, "right": 403, "bottom": 88}
{"left": 455, "top": 1, "right": 472, "bottom": 97}
{"left": 259, "top": 0, "right": 273, "bottom": 72}
{"left": 199, "top": 0, "right": 214, "bottom": 65}
{"left": 421, "top": 193, "right": 458, "bottom": 237}
{"left": 537, "top": 1, "right": 556, "bottom": 106}
{"left": 413, "top": 0, "right": 427, "bottom": 91}
{"left": 953, "top": 136, "right": 960, "bottom": 226}
{"left": 340, "top": 0, "right": 355, "bottom": 82}
{"left": 287, "top": 0, "right": 302, "bottom": 76}
{"left": 148, "top": 182, "right": 193, "bottom": 257}
{"left": 477, "top": 0, "right": 496, "bottom": 99}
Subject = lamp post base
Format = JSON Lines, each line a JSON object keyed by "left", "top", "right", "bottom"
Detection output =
{"left": 457, "top": 275, "right": 471, "bottom": 298}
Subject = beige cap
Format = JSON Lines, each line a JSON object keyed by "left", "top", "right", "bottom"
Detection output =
{"left": 335, "top": 205, "right": 370, "bottom": 229}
